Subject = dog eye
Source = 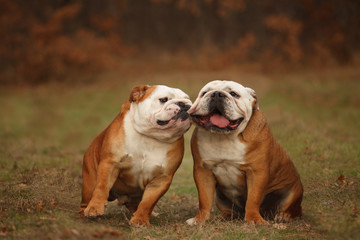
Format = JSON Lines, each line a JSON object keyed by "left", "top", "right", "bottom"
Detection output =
{"left": 230, "top": 91, "right": 240, "bottom": 98}
{"left": 201, "top": 91, "right": 207, "bottom": 97}
{"left": 159, "top": 97, "right": 168, "bottom": 103}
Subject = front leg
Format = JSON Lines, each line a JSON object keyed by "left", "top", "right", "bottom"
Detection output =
{"left": 84, "top": 159, "right": 120, "bottom": 217}
{"left": 186, "top": 165, "right": 216, "bottom": 226}
{"left": 244, "top": 168, "right": 269, "bottom": 224}
{"left": 129, "top": 175, "right": 172, "bottom": 226}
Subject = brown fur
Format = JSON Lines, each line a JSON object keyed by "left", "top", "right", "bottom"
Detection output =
{"left": 80, "top": 85, "right": 184, "bottom": 226}
{"left": 191, "top": 109, "right": 303, "bottom": 224}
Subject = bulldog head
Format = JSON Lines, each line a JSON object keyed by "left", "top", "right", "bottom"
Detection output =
{"left": 189, "top": 80, "right": 258, "bottom": 134}
{"left": 129, "top": 85, "right": 192, "bottom": 142}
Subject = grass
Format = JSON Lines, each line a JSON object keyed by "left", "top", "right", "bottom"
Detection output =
{"left": 0, "top": 68, "right": 359, "bottom": 239}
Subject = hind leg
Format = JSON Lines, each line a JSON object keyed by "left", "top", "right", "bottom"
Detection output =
{"left": 125, "top": 196, "right": 141, "bottom": 214}
{"left": 215, "top": 189, "right": 245, "bottom": 220}
{"left": 215, "top": 192, "right": 235, "bottom": 220}
{"left": 80, "top": 157, "right": 97, "bottom": 213}
{"left": 274, "top": 182, "right": 303, "bottom": 222}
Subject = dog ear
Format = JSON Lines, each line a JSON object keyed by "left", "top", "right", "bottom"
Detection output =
{"left": 129, "top": 85, "right": 150, "bottom": 102}
{"left": 246, "top": 87, "right": 259, "bottom": 110}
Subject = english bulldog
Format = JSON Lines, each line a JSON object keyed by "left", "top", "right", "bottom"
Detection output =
{"left": 80, "top": 85, "right": 192, "bottom": 226}
{"left": 186, "top": 80, "right": 303, "bottom": 225}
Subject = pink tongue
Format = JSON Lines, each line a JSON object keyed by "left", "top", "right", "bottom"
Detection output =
{"left": 210, "top": 114, "right": 230, "bottom": 128}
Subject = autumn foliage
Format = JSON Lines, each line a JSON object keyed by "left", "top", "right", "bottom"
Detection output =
{"left": 1, "top": 0, "right": 359, "bottom": 84}
{"left": 0, "top": 0, "right": 134, "bottom": 85}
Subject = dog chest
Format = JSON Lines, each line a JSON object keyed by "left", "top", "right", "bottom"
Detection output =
{"left": 197, "top": 129, "right": 246, "bottom": 164}
{"left": 123, "top": 116, "right": 169, "bottom": 189}
{"left": 197, "top": 129, "right": 247, "bottom": 196}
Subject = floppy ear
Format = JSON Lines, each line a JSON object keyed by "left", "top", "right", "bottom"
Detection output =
{"left": 129, "top": 85, "right": 150, "bottom": 102}
{"left": 246, "top": 87, "right": 259, "bottom": 110}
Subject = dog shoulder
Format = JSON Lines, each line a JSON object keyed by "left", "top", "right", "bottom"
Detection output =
{"left": 165, "top": 136, "right": 185, "bottom": 174}
{"left": 240, "top": 109, "right": 271, "bottom": 142}
{"left": 84, "top": 101, "right": 130, "bottom": 165}
{"left": 190, "top": 128, "right": 203, "bottom": 165}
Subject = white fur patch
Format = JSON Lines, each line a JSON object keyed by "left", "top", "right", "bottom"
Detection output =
{"left": 188, "top": 80, "right": 256, "bottom": 135}
{"left": 132, "top": 85, "right": 192, "bottom": 143}
{"left": 110, "top": 85, "right": 191, "bottom": 190}
{"left": 197, "top": 128, "right": 246, "bottom": 198}
{"left": 123, "top": 113, "right": 171, "bottom": 189}
{"left": 186, "top": 217, "right": 197, "bottom": 226}
{"left": 197, "top": 128, "right": 246, "bottom": 165}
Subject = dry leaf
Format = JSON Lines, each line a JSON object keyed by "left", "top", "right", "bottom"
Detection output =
{"left": 71, "top": 229, "right": 80, "bottom": 236}
{"left": 303, "top": 147, "right": 313, "bottom": 154}
{"left": 337, "top": 174, "right": 346, "bottom": 184}
{"left": 323, "top": 180, "right": 330, "bottom": 186}
{"left": 109, "top": 230, "right": 123, "bottom": 236}
{"left": 351, "top": 206, "right": 358, "bottom": 218}
{"left": 93, "top": 229, "right": 123, "bottom": 238}
{"left": 171, "top": 193, "right": 180, "bottom": 201}
{"left": 50, "top": 199, "right": 56, "bottom": 208}
{"left": 144, "top": 236, "right": 158, "bottom": 240}
{"left": 40, "top": 216, "right": 55, "bottom": 220}
{"left": 35, "top": 200, "right": 43, "bottom": 212}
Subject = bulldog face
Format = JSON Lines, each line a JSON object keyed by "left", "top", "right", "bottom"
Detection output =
{"left": 130, "top": 85, "right": 192, "bottom": 142}
{"left": 189, "top": 80, "right": 257, "bottom": 134}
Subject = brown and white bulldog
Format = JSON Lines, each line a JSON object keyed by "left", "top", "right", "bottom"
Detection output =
{"left": 80, "top": 85, "right": 192, "bottom": 226}
{"left": 186, "top": 80, "right": 303, "bottom": 225}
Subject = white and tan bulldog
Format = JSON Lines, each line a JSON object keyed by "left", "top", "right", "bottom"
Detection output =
{"left": 186, "top": 80, "right": 303, "bottom": 225}
{"left": 80, "top": 85, "right": 192, "bottom": 226}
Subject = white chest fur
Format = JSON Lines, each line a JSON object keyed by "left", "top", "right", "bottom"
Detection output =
{"left": 197, "top": 128, "right": 246, "bottom": 165}
{"left": 123, "top": 114, "right": 169, "bottom": 189}
{"left": 197, "top": 128, "right": 246, "bottom": 196}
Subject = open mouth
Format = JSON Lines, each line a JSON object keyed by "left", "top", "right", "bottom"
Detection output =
{"left": 157, "top": 110, "right": 190, "bottom": 126}
{"left": 191, "top": 110, "right": 243, "bottom": 131}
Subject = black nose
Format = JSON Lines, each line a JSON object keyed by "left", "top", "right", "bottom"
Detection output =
{"left": 176, "top": 102, "right": 191, "bottom": 111}
{"left": 211, "top": 91, "right": 225, "bottom": 98}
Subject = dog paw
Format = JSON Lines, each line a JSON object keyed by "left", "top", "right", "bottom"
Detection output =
{"left": 129, "top": 216, "right": 150, "bottom": 227}
{"left": 186, "top": 217, "right": 198, "bottom": 226}
{"left": 151, "top": 210, "right": 159, "bottom": 217}
{"left": 274, "top": 212, "right": 291, "bottom": 223}
{"left": 245, "top": 213, "right": 269, "bottom": 225}
{"left": 186, "top": 216, "right": 206, "bottom": 226}
{"left": 83, "top": 201, "right": 106, "bottom": 217}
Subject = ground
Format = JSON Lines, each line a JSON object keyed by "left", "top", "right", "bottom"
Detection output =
{"left": 0, "top": 68, "right": 359, "bottom": 239}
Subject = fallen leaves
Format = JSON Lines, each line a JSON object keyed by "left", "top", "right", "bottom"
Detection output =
{"left": 50, "top": 199, "right": 56, "bottom": 208}
{"left": 39, "top": 216, "right": 56, "bottom": 220}
{"left": 71, "top": 229, "right": 80, "bottom": 236}
{"left": 143, "top": 236, "right": 159, "bottom": 240}
{"left": 351, "top": 206, "right": 358, "bottom": 218}
{"left": 303, "top": 147, "right": 313, "bottom": 155}
{"left": 0, "top": 225, "right": 12, "bottom": 237}
{"left": 336, "top": 174, "right": 354, "bottom": 186}
{"left": 170, "top": 193, "right": 180, "bottom": 201}
{"left": 93, "top": 228, "right": 124, "bottom": 238}
{"left": 337, "top": 174, "right": 346, "bottom": 184}
{"left": 35, "top": 200, "right": 43, "bottom": 212}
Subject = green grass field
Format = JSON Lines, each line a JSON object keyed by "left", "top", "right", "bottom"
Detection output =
{"left": 1, "top": 68, "right": 359, "bottom": 239}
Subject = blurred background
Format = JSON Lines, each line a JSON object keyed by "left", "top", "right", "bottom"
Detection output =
{"left": 1, "top": 1, "right": 360, "bottom": 238}
{"left": 1, "top": 0, "right": 360, "bottom": 85}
